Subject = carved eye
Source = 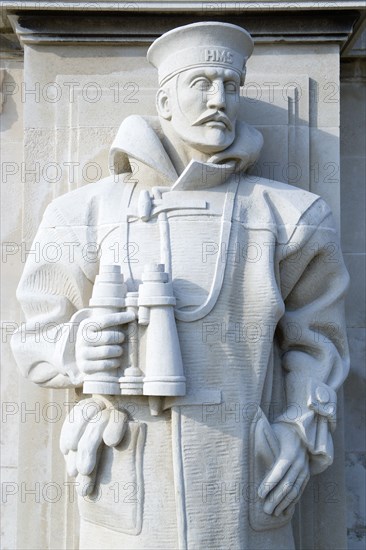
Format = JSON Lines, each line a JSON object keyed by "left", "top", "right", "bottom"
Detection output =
{"left": 225, "top": 81, "right": 238, "bottom": 94}
{"left": 190, "top": 78, "right": 211, "bottom": 91}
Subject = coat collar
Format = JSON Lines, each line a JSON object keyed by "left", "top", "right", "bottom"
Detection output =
{"left": 109, "top": 115, "right": 263, "bottom": 188}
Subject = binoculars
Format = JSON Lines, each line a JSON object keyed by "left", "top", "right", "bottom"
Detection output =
{"left": 83, "top": 264, "right": 186, "bottom": 398}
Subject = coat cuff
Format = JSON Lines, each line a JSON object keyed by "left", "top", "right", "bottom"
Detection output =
{"left": 52, "top": 309, "right": 91, "bottom": 387}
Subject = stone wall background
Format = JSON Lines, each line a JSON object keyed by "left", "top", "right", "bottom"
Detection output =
{"left": 340, "top": 44, "right": 366, "bottom": 549}
{"left": 1, "top": 46, "right": 24, "bottom": 549}
{"left": 1, "top": 12, "right": 365, "bottom": 550}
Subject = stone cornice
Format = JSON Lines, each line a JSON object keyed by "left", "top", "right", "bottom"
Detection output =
{"left": 7, "top": 10, "right": 360, "bottom": 48}
{"left": 1, "top": 1, "right": 366, "bottom": 12}
{"left": 341, "top": 13, "right": 366, "bottom": 56}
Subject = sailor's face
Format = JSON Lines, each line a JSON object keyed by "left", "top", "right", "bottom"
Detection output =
{"left": 168, "top": 66, "right": 241, "bottom": 154}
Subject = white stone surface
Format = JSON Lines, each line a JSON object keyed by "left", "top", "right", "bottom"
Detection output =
{"left": 1, "top": 60, "right": 24, "bottom": 550}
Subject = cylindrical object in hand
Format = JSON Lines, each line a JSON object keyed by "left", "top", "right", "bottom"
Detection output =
{"left": 119, "top": 292, "right": 144, "bottom": 395}
{"left": 138, "top": 263, "right": 186, "bottom": 397}
{"left": 83, "top": 265, "right": 127, "bottom": 395}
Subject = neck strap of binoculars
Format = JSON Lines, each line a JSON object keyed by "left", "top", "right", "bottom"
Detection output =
{"left": 174, "top": 176, "right": 240, "bottom": 322}
{"left": 119, "top": 176, "right": 240, "bottom": 317}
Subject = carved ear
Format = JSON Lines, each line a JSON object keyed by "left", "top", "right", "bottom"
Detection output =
{"left": 156, "top": 88, "right": 172, "bottom": 120}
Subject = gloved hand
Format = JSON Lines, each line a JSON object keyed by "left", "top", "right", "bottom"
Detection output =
{"left": 75, "top": 311, "right": 135, "bottom": 376}
{"left": 60, "top": 396, "right": 129, "bottom": 496}
{"left": 258, "top": 422, "right": 310, "bottom": 517}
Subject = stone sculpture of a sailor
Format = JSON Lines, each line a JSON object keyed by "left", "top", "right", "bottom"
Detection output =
{"left": 12, "top": 22, "right": 349, "bottom": 550}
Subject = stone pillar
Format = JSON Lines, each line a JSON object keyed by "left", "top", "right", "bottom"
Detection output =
{"left": 341, "top": 29, "right": 366, "bottom": 549}
{"left": 0, "top": 15, "right": 24, "bottom": 549}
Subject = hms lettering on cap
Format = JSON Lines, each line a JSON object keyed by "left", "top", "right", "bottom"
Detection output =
{"left": 204, "top": 49, "right": 234, "bottom": 64}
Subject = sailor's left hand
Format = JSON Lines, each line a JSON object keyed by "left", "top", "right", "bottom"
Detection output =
{"left": 258, "top": 423, "right": 310, "bottom": 516}
{"left": 60, "top": 396, "right": 129, "bottom": 497}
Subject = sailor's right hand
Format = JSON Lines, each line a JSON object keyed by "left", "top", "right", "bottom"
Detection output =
{"left": 75, "top": 311, "right": 136, "bottom": 374}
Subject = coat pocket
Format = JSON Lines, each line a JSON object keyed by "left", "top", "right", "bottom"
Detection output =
{"left": 249, "top": 409, "right": 295, "bottom": 531}
{"left": 78, "top": 421, "right": 146, "bottom": 535}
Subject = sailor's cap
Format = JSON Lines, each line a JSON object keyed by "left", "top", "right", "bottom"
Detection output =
{"left": 147, "top": 21, "right": 254, "bottom": 86}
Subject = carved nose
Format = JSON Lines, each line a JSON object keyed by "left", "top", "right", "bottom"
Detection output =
{"left": 207, "top": 82, "right": 226, "bottom": 110}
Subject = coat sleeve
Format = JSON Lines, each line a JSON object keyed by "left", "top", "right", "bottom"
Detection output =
{"left": 274, "top": 199, "right": 350, "bottom": 474}
{"left": 11, "top": 202, "right": 94, "bottom": 389}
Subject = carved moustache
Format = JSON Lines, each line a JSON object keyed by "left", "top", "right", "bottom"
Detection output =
{"left": 191, "top": 111, "right": 233, "bottom": 132}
